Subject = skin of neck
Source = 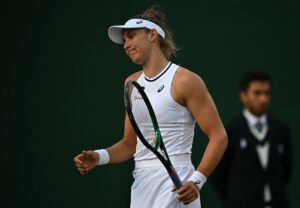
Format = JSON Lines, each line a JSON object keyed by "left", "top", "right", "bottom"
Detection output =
{"left": 142, "top": 45, "right": 169, "bottom": 78}
{"left": 245, "top": 107, "right": 266, "bottom": 117}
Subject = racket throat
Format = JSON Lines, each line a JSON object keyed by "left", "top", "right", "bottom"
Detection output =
{"left": 161, "top": 149, "right": 170, "bottom": 161}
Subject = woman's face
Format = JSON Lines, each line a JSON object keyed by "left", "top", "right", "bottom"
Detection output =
{"left": 123, "top": 29, "right": 152, "bottom": 64}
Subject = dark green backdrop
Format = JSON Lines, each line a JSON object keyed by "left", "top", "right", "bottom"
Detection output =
{"left": 1, "top": 0, "right": 299, "bottom": 207}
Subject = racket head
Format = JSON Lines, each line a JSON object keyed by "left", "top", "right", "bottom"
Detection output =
{"left": 124, "top": 80, "right": 182, "bottom": 190}
{"left": 124, "top": 80, "right": 162, "bottom": 151}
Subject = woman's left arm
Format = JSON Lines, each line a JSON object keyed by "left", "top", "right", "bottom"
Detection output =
{"left": 172, "top": 68, "right": 228, "bottom": 204}
{"left": 174, "top": 67, "right": 228, "bottom": 177}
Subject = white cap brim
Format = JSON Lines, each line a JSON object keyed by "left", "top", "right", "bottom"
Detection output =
{"left": 108, "top": 19, "right": 165, "bottom": 44}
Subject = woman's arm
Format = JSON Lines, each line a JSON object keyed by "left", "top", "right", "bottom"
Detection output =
{"left": 73, "top": 71, "right": 142, "bottom": 174}
{"left": 172, "top": 67, "right": 228, "bottom": 204}
{"left": 173, "top": 67, "right": 228, "bottom": 177}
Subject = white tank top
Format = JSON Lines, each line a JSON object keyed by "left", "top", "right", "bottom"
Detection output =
{"left": 134, "top": 62, "right": 196, "bottom": 161}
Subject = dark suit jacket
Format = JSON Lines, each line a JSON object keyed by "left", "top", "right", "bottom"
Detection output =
{"left": 211, "top": 114, "right": 292, "bottom": 208}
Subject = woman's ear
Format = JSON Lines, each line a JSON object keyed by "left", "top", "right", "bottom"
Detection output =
{"left": 149, "top": 29, "right": 159, "bottom": 42}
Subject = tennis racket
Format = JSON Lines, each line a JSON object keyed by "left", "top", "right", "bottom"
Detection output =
{"left": 124, "top": 80, "right": 182, "bottom": 189}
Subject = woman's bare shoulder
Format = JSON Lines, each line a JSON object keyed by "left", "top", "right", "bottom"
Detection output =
{"left": 125, "top": 70, "right": 143, "bottom": 84}
{"left": 174, "top": 66, "right": 206, "bottom": 89}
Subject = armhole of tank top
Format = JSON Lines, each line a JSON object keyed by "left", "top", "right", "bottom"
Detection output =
{"left": 136, "top": 71, "right": 145, "bottom": 83}
{"left": 167, "top": 67, "right": 190, "bottom": 112}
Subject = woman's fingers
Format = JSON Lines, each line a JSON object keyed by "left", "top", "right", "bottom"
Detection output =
{"left": 73, "top": 154, "right": 83, "bottom": 164}
{"left": 175, "top": 181, "right": 199, "bottom": 204}
{"left": 74, "top": 151, "right": 96, "bottom": 175}
{"left": 176, "top": 188, "right": 194, "bottom": 201}
{"left": 183, "top": 196, "right": 198, "bottom": 204}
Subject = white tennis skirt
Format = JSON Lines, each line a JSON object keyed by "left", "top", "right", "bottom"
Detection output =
{"left": 130, "top": 154, "right": 201, "bottom": 208}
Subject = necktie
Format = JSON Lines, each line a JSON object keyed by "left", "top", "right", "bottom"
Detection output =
{"left": 254, "top": 121, "right": 263, "bottom": 133}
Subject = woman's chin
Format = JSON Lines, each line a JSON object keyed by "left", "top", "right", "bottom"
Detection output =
{"left": 130, "top": 58, "right": 144, "bottom": 65}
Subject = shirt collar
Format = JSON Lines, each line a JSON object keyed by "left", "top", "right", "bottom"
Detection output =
{"left": 243, "top": 109, "right": 267, "bottom": 127}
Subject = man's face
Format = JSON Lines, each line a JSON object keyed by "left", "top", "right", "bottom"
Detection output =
{"left": 240, "top": 81, "right": 271, "bottom": 116}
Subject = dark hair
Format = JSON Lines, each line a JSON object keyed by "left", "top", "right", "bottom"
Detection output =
{"left": 239, "top": 71, "right": 272, "bottom": 92}
{"left": 132, "top": 5, "right": 178, "bottom": 59}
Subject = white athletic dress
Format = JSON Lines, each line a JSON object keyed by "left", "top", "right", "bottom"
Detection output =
{"left": 130, "top": 62, "right": 201, "bottom": 208}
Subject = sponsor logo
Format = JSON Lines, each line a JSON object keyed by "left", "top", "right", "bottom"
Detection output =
{"left": 136, "top": 20, "right": 143, "bottom": 24}
{"left": 133, "top": 95, "right": 143, "bottom": 100}
{"left": 157, "top": 85, "right": 165, "bottom": 92}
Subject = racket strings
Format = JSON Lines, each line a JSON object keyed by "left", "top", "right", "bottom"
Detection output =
{"left": 130, "top": 86, "right": 158, "bottom": 149}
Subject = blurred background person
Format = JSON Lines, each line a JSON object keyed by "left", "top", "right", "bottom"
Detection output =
{"left": 211, "top": 71, "right": 293, "bottom": 208}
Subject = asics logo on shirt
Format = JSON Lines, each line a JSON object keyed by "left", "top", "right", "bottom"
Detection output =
{"left": 157, "top": 85, "right": 165, "bottom": 92}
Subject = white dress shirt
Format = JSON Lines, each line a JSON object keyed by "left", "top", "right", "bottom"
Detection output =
{"left": 243, "top": 109, "right": 272, "bottom": 206}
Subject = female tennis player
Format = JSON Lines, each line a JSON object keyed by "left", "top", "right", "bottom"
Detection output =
{"left": 74, "top": 6, "right": 228, "bottom": 208}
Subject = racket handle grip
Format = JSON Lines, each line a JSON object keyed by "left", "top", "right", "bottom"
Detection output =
{"left": 169, "top": 171, "right": 182, "bottom": 189}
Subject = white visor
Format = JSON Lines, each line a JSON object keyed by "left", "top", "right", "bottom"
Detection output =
{"left": 108, "top": 18, "right": 165, "bottom": 44}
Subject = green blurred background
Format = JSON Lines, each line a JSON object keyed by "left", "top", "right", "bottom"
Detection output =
{"left": 1, "top": 0, "right": 299, "bottom": 207}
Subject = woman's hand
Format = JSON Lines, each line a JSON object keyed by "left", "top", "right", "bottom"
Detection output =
{"left": 172, "top": 181, "right": 199, "bottom": 204}
{"left": 73, "top": 150, "right": 99, "bottom": 175}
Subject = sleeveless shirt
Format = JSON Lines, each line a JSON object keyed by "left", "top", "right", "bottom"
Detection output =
{"left": 133, "top": 62, "right": 196, "bottom": 161}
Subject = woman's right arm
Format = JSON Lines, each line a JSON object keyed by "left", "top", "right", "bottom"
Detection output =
{"left": 74, "top": 71, "right": 141, "bottom": 174}
{"left": 73, "top": 112, "right": 137, "bottom": 174}
{"left": 105, "top": 112, "right": 137, "bottom": 163}
{"left": 106, "top": 71, "right": 143, "bottom": 163}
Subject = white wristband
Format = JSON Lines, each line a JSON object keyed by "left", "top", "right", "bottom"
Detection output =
{"left": 94, "top": 149, "right": 110, "bottom": 165}
{"left": 188, "top": 171, "right": 207, "bottom": 191}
